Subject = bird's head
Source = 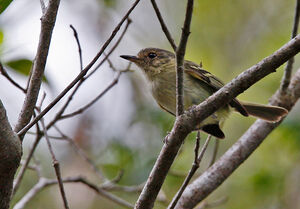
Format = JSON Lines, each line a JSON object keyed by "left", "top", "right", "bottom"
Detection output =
{"left": 120, "top": 48, "right": 175, "bottom": 77}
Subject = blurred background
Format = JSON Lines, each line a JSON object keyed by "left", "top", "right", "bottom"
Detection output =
{"left": 1, "top": 0, "right": 300, "bottom": 208}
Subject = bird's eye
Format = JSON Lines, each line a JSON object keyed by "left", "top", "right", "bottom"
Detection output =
{"left": 148, "top": 52, "right": 157, "bottom": 59}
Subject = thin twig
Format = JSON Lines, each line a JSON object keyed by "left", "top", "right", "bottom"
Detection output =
{"left": 53, "top": 125, "right": 105, "bottom": 179}
{"left": 26, "top": 131, "right": 64, "bottom": 140}
{"left": 13, "top": 176, "right": 134, "bottom": 209}
{"left": 87, "top": 18, "right": 132, "bottom": 78}
{"left": 0, "top": 62, "right": 26, "bottom": 93}
{"left": 17, "top": 0, "right": 141, "bottom": 137}
{"left": 280, "top": 0, "right": 300, "bottom": 91}
{"left": 60, "top": 70, "right": 124, "bottom": 119}
{"left": 46, "top": 18, "right": 132, "bottom": 129}
{"left": 168, "top": 134, "right": 212, "bottom": 209}
{"left": 39, "top": 104, "right": 69, "bottom": 209}
{"left": 55, "top": 62, "right": 131, "bottom": 122}
{"left": 175, "top": 0, "right": 194, "bottom": 116}
{"left": 54, "top": 126, "right": 147, "bottom": 195}
{"left": 150, "top": 0, "right": 177, "bottom": 51}
{"left": 70, "top": 25, "right": 83, "bottom": 71}
{"left": 101, "top": 170, "right": 124, "bottom": 187}
{"left": 77, "top": 177, "right": 134, "bottom": 208}
{"left": 194, "top": 132, "right": 201, "bottom": 163}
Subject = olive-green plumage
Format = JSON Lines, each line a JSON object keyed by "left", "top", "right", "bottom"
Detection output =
{"left": 121, "top": 48, "right": 288, "bottom": 138}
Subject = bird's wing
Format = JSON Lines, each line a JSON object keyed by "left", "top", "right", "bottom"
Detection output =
{"left": 184, "top": 61, "right": 249, "bottom": 116}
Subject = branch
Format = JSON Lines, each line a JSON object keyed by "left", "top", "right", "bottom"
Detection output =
{"left": 280, "top": 0, "right": 300, "bottom": 91}
{"left": 0, "top": 63, "right": 26, "bottom": 93}
{"left": 69, "top": 25, "right": 83, "bottom": 71}
{"left": 43, "top": 18, "right": 130, "bottom": 130}
{"left": 150, "top": 0, "right": 177, "bottom": 51}
{"left": 59, "top": 69, "right": 126, "bottom": 120}
{"left": 87, "top": 17, "right": 132, "bottom": 79}
{"left": 53, "top": 126, "right": 105, "bottom": 179}
{"left": 176, "top": 69, "right": 300, "bottom": 208}
{"left": 17, "top": 0, "right": 141, "bottom": 137}
{"left": 14, "top": 0, "right": 61, "bottom": 134}
{"left": 13, "top": 125, "right": 42, "bottom": 196}
{"left": 40, "top": 113, "right": 69, "bottom": 209}
{"left": 175, "top": 0, "right": 194, "bottom": 116}
{"left": 168, "top": 134, "right": 212, "bottom": 209}
{"left": 0, "top": 101, "right": 22, "bottom": 209}
{"left": 134, "top": 34, "right": 300, "bottom": 209}
{"left": 13, "top": 176, "right": 134, "bottom": 209}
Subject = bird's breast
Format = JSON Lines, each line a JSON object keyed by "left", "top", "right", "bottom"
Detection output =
{"left": 150, "top": 72, "right": 213, "bottom": 115}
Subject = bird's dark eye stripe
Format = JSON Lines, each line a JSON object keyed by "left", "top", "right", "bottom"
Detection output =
{"left": 148, "top": 52, "right": 157, "bottom": 58}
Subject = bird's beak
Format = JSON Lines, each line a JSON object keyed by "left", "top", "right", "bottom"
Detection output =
{"left": 120, "top": 55, "right": 140, "bottom": 63}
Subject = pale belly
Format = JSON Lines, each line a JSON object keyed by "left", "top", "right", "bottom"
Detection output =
{"left": 150, "top": 73, "right": 230, "bottom": 128}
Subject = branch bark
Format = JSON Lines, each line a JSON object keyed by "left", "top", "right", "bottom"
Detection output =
{"left": 134, "top": 34, "right": 300, "bottom": 209}
{"left": 0, "top": 101, "right": 22, "bottom": 209}
{"left": 176, "top": 68, "right": 300, "bottom": 209}
{"left": 14, "top": 0, "right": 61, "bottom": 134}
{"left": 175, "top": 0, "right": 194, "bottom": 116}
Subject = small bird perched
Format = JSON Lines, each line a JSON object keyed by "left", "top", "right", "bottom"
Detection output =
{"left": 120, "top": 48, "right": 288, "bottom": 139}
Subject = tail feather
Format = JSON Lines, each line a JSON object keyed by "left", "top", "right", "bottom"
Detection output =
{"left": 241, "top": 102, "right": 288, "bottom": 122}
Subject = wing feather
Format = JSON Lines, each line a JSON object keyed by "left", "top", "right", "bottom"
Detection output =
{"left": 184, "top": 61, "right": 248, "bottom": 116}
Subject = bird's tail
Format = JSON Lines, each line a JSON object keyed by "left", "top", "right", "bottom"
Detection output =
{"left": 241, "top": 102, "right": 288, "bottom": 122}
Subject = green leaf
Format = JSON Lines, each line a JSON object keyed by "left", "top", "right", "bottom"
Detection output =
{"left": 0, "top": 0, "right": 13, "bottom": 14}
{"left": 5, "top": 59, "right": 48, "bottom": 83}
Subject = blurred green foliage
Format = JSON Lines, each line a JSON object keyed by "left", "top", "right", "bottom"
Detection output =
{"left": 0, "top": 0, "right": 13, "bottom": 14}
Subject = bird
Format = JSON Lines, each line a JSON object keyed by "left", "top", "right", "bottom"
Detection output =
{"left": 120, "top": 48, "right": 288, "bottom": 139}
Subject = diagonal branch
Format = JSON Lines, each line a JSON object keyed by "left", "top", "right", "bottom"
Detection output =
{"left": 59, "top": 70, "right": 124, "bottom": 120}
{"left": 13, "top": 176, "right": 134, "bottom": 209}
{"left": 134, "top": 34, "right": 300, "bottom": 209}
{"left": 0, "top": 63, "right": 26, "bottom": 93}
{"left": 150, "top": 0, "right": 177, "bottom": 51}
{"left": 176, "top": 68, "right": 300, "bottom": 209}
{"left": 15, "top": 0, "right": 61, "bottom": 134}
{"left": 45, "top": 18, "right": 131, "bottom": 130}
{"left": 17, "top": 0, "right": 141, "bottom": 137}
